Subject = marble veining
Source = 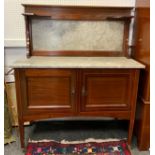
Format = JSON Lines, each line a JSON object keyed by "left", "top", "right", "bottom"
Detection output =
{"left": 11, "top": 56, "right": 145, "bottom": 69}
{"left": 32, "top": 19, "right": 124, "bottom": 51}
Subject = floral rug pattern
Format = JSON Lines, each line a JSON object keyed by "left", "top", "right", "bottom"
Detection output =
{"left": 26, "top": 139, "right": 131, "bottom": 155}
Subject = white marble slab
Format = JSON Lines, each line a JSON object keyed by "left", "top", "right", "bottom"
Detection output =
{"left": 32, "top": 20, "right": 124, "bottom": 51}
{"left": 22, "top": 0, "right": 135, "bottom": 8}
{"left": 11, "top": 56, "right": 145, "bottom": 69}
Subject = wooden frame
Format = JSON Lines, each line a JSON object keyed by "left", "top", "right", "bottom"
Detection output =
{"left": 23, "top": 5, "right": 133, "bottom": 57}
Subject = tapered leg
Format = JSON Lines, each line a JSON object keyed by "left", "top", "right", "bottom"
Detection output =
{"left": 128, "top": 70, "right": 140, "bottom": 145}
{"left": 19, "top": 121, "right": 24, "bottom": 148}
{"left": 127, "top": 119, "right": 134, "bottom": 145}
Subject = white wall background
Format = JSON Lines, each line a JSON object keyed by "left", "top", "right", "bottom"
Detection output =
{"left": 4, "top": 0, "right": 25, "bottom": 47}
{"left": 4, "top": 47, "right": 26, "bottom": 82}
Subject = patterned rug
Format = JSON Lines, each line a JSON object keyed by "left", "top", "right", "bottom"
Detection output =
{"left": 26, "top": 139, "right": 131, "bottom": 155}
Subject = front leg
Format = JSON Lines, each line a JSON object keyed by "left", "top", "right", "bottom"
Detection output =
{"left": 19, "top": 120, "right": 25, "bottom": 148}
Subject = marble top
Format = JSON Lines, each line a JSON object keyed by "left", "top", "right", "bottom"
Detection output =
{"left": 11, "top": 56, "right": 145, "bottom": 69}
{"left": 22, "top": 0, "right": 135, "bottom": 8}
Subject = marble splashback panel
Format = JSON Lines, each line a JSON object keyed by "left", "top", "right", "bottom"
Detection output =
{"left": 32, "top": 19, "right": 124, "bottom": 51}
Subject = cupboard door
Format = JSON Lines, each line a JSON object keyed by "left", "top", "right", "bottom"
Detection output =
{"left": 18, "top": 69, "right": 76, "bottom": 114}
{"left": 80, "top": 69, "right": 133, "bottom": 112}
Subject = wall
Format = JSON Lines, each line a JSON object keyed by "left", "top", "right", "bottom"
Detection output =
{"left": 4, "top": 0, "right": 25, "bottom": 47}
{"left": 4, "top": 47, "right": 26, "bottom": 82}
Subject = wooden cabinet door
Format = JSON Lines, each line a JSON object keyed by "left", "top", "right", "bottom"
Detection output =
{"left": 16, "top": 69, "right": 77, "bottom": 115}
{"left": 80, "top": 69, "right": 133, "bottom": 112}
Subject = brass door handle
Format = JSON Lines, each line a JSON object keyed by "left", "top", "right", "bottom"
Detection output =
{"left": 82, "top": 86, "right": 86, "bottom": 96}
{"left": 71, "top": 88, "right": 75, "bottom": 95}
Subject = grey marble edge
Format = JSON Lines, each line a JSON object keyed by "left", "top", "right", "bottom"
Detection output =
{"left": 21, "top": 3, "right": 134, "bottom": 8}
{"left": 10, "top": 57, "right": 145, "bottom": 69}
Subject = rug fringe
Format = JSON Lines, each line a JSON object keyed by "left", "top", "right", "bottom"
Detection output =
{"left": 28, "top": 138, "right": 127, "bottom": 144}
{"left": 61, "top": 138, "right": 126, "bottom": 144}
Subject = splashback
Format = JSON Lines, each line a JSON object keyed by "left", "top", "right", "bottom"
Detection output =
{"left": 32, "top": 19, "right": 125, "bottom": 52}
